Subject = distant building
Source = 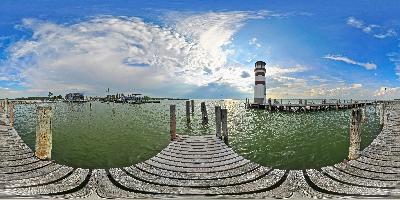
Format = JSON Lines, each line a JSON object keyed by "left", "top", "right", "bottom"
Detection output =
{"left": 65, "top": 93, "right": 84, "bottom": 101}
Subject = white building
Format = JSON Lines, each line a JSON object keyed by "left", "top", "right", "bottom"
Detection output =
{"left": 254, "top": 61, "right": 266, "bottom": 104}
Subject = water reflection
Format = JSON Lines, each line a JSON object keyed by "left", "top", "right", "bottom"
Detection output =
{"left": 13, "top": 100, "right": 381, "bottom": 169}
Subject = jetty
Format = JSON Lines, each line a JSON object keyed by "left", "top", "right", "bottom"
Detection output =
{"left": 247, "top": 100, "right": 374, "bottom": 111}
{"left": 0, "top": 101, "right": 400, "bottom": 198}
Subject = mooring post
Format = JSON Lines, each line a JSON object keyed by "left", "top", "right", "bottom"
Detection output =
{"left": 185, "top": 101, "right": 190, "bottom": 124}
{"left": 268, "top": 98, "right": 272, "bottom": 111}
{"left": 348, "top": 109, "right": 362, "bottom": 160}
{"left": 379, "top": 103, "right": 385, "bottom": 127}
{"left": 190, "top": 100, "right": 194, "bottom": 114}
{"left": 361, "top": 108, "right": 366, "bottom": 122}
{"left": 35, "top": 106, "right": 52, "bottom": 160}
{"left": 201, "top": 102, "right": 208, "bottom": 125}
{"left": 9, "top": 103, "right": 14, "bottom": 128}
{"left": 221, "top": 109, "right": 228, "bottom": 145}
{"left": 384, "top": 113, "right": 390, "bottom": 127}
{"left": 336, "top": 100, "right": 339, "bottom": 111}
{"left": 4, "top": 98, "right": 9, "bottom": 117}
{"left": 215, "top": 106, "right": 222, "bottom": 139}
{"left": 170, "top": 105, "right": 176, "bottom": 141}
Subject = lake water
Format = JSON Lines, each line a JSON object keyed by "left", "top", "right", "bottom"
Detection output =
{"left": 14, "top": 100, "right": 381, "bottom": 169}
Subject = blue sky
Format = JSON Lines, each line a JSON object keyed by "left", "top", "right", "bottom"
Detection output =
{"left": 0, "top": 0, "right": 399, "bottom": 99}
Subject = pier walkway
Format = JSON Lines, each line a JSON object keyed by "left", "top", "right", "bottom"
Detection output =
{"left": 248, "top": 102, "right": 374, "bottom": 111}
{"left": 1, "top": 103, "right": 400, "bottom": 198}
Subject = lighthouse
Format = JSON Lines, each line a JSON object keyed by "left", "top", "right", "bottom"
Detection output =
{"left": 254, "top": 61, "right": 266, "bottom": 105}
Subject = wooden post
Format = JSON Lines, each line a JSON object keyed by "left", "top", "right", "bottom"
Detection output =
{"left": 9, "top": 103, "right": 14, "bottom": 128}
{"left": 215, "top": 106, "right": 222, "bottom": 139}
{"left": 348, "top": 109, "right": 362, "bottom": 160}
{"left": 201, "top": 102, "right": 208, "bottom": 125}
{"left": 221, "top": 109, "right": 228, "bottom": 145}
{"left": 4, "top": 98, "right": 8, "bottom": 117}
{"left": 268, "top": 98, "right": 272, "bottom": 111}
{"left": 185, "top": 101, "right": 190, "bottom": 124}
{"left": 379, "top": 103, "right": 385, "bottom": 127}
{"left": 384, "top": 113, "right": 390, "bottom": 127}
{"left": 170, "top": 105, "right": 176, "bottom": 141}
{"left": 190, "top": 100, "right": 194, "bottom": 114}
{"left": 361, "top": 108, "right": 366, "bottom": 122}
{"left": 35, "top": 106, "right": 52, "bottom": 160}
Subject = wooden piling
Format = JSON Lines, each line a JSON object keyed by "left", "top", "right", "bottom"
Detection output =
{"left": 379, "top": 103, "right": 385, "bottom": 127}
{"left": 170, "top": 105, "right": 176, "bottom": 141}
{"left": 9, "top": 103, "right": 14, "bottom": 128}
{"left": 384, "top": 113, "right": 390, "bottom": 126}
{"left": 215, "top": 106, "right": 222, "bottom": 139}
{"left": 221, "top": 109, "right": 228, "bottom": 145}
{"left": 190, "top": 100, "right": 194, "bottom": 114}
{"left": 268, "top": 98, "right": 272, "bottom": 111}
{"left": 185, "top": 101, "right": 190, "bottom": 124}
{"left": 200, "top": 102, "right": 208, "bottom": 125}
{"left": 35, "top": 106, "right": 52, "bottom": 160}
{"left": 361, "top": 108, "right": 366, "bottom": 122}
{"left": 348, "top": 109, "right": 362, "bottom": 160}
{"left": 4, "top": 98, "right": 8, "bottom": 116}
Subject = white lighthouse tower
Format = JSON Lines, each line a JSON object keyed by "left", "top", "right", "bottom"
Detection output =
{"left": 254, "top": 61, "right": 266, "bottom": 105}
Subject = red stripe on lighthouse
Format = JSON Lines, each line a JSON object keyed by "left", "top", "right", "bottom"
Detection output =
{"left": 255, "top": 81, "right": 265, "bottom": 85}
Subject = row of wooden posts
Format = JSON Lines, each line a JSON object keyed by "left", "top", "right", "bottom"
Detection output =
{"left": 1, "top": 98, "right": 52, "bottom": 160}
{"left": 1, "top": 98, "right": 392, "bottom": 162}
{"left": 246, "top": 98, "right": 373, "bottom": 105}
{"left": 348, "top": 103, "right": 390, "bottom": 160}
{"left": 170, "top": 100, "right": 229, "bottom": 144}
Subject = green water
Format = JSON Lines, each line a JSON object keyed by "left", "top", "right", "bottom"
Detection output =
{"left": 14, "top": 100, "right": 381, "bottom": 169}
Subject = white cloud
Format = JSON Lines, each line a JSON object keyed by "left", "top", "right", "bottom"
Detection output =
{"left": 306, "top": 83, "right": 372, "bottom": 99}
{"left": 346, "top": 17, "right": 365, "bottom": 29}
{"left": 324, "top": 54, "right": 377, "bottom": 70}
{"left": 248, "top": 37, "right": 261, "bottom": 48}
{"left": 2, "top": 12, "right": 277, "bottom": 97}
{"left": 374, "top": 87, "right": 400, "bottom": 99}
{"left": 309, "top": 75, "right": 328, "bottom": 83}
{"left": 351, "top": 83, "right": 362, "bottom": 88}
{"left": 346, "top": 16, "right": 396, "bottom": 39}
{"left": 387, "top": 52, "right": 400, "bottom": 79}
{"left": 373, "top": 29, "right": 397, "bottom": 39}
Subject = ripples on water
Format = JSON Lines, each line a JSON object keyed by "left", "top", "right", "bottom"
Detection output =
{"left": 14, "top": 100, "right": 381, "bottom": 169}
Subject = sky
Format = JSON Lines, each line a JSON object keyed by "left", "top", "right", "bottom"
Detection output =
{"left": 0, "top": 0, "right": 399, "bottom": 99}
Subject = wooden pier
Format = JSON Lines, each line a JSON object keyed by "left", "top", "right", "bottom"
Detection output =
{"left": 247, "top": 100, "right": 374, "bottom": 112}
{"left": 0, "top": 102, "right": 400, "bottom": 198}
